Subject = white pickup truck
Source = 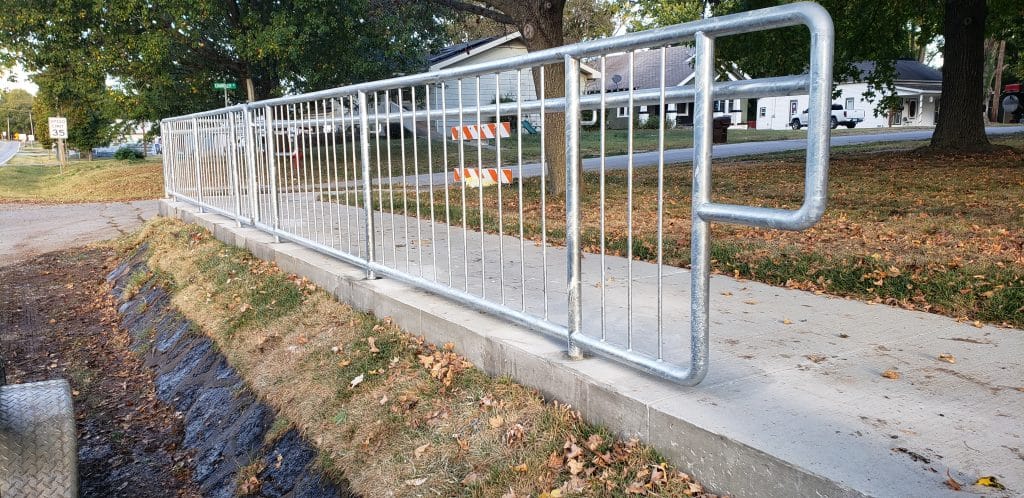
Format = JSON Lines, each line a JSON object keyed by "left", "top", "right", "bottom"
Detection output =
{"left": 791, "top": 104, "right": 866, "bottom": 129}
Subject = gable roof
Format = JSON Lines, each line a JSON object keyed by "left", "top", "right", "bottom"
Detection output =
{"left": 850, "top": 60, "right": 942, "bottom": 83}
{"left": 585, "top": 45, "right": 699, "bottom": 93}
{"left": 429, "top": 32, "right": 523, "bottom": 70}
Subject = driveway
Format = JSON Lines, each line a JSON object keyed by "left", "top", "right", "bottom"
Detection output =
{"left": 0, "top": 141, "right": 20, "bottom": 166}
{"left": 0, "top": 200, "right": 159, "bottom": 265}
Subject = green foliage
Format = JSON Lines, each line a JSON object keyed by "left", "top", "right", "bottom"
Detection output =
{"left": 0, "top": 89, "right": 34, "bottom": 138}
{"left": 31, "top": 65, "right": 119, "bottom": 156}
{"left": 114, "top": 147, "right": 144, "bottom": 161}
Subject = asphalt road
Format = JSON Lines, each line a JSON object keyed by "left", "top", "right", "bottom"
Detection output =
{"left": 0, "top": 140, "right": 20, "bottom": 166}
{"left": 0, "top": 200, "right": 159, "bottom": 265}
{"left": 387, "top": 125, "right": 1024, "bottom": 187}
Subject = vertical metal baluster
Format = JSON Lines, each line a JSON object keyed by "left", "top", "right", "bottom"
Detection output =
{"left": 191, "top": 118, "right": 204, "bottom": 212}
{"left": 398, "top": 88, "right": 411, "bottom": 271}
{"left": 328, "top": 100, "right": 341, "bottom": 250}
{"left": 385, "top": 90, "right": 398, "bottom": 266}
{"left": 425, "top": 85, "right": 438, "bottom": 281}
{"left": 299, "top": 102, "right": 311, "bottom": 241}
{"left": 599, "top": 56, "right": 607, "bottom": 342}
{"left": 411, "top": 86, "right": 423, "bottom": 275}
{"left": 565, "top": 55, "right": 582, "bottom": 359}
{"left": 495, "top": 73, "right": 505, "bottom": 305}
{"left": 475, "top": 76, "right": 486, "bottom": 298}
{"left": 626, "top": 51, "right": 635, "bottom": 350}
{"left": 265, "top": 106, "right": 280, "bottom": 242}
{"left": 517, "top": 70, "right": 525, "bottom": 311}
{"left": 372, "top": 93, "right": 386, "bottom": 262}
{"left": 352, "top": 96, "right": 364, "bottom": 258}
{"left": 359, "top": 91, "right": 377, "bottom": 279}
{"left": 539, "top": 65, "right": 548, "bottom": 319}
{"left": 244, "top": 106, "right": 260, "bottom": 225}
{"left": 228, "top": 113, "right": 243, "bottom": 226}
{"left": 690, "top": 31, "right": 714, "bottom": 383}
{"left": 657, "top": 46, "right": 667, "bottom": 360}
{"left": 341, "top": 97, "right": 353, "bottom": 253}
{"left": 457, "top": 79, "right": 469, "bottom": 291}
{"left": 313, "top": 100, "right": 326, "bottom": 244}
{"left": 441, "top": 82, "right": 453, "bottom": 287}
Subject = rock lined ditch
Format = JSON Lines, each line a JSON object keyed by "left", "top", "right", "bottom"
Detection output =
{"left": 107, "top": 244, "right": 353, "bottom": 497}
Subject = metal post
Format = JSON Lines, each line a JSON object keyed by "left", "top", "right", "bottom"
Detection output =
{"left": 191, "top": 118, "right": 203, "bottom": 212}
{"left": 160, "top": 122, "right": 171, "bottom": 198}
{"left": 227, "top": 113, "right": 243, "bottom": 226}
{"left": 358, "top": 91, "right": 377, "bottom": 279}
{"left": 564, "top": 55, "right": 583, "bottom": 360}
{"left": 688, "top": 31, "right": 715, "bottom": 385}
{"left": 242, "top": 106, "right": 260, "bottom": 224}
{"left": 264, "top": 108, "right": 280, "bottom": 242}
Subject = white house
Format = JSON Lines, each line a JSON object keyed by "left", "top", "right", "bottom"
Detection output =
{"left": 427, "top": 33, "right": 599, "bottom": 135}
{"left": 755, "top": 60, "right": 943, "bottom": 130}
{"left": 584, "top": 45, "right": 751, "bottom": 129}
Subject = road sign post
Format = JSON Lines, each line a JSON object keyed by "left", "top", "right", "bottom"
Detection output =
{"left": 48, "top": 117, "right": 69, "bottom": 173}
{"left": 214, "top": 82, "right": 238, "bottom": 107}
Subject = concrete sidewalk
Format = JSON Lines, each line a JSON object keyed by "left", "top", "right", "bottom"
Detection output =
{"left": 162, "top": 198, "right": 1022, "bottom": 498}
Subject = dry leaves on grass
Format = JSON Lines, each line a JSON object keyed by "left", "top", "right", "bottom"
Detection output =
{"left": 417, "top": 342, "right": 473, "bottom": 390}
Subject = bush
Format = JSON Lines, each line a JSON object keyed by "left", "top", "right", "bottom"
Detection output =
{"left": 114, "top": 147, "right": 144, "bottom": 160}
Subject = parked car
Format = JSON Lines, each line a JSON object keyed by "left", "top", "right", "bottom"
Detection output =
{"left": 791, "top": 104, "right": 866, "bottom": 129}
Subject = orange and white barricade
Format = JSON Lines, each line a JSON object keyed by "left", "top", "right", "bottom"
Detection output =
{"left": 450, "top": 122, "right": 512, "bottom": 141}
{"left": 452, "top": 167, "right": 514, "bottom": 188}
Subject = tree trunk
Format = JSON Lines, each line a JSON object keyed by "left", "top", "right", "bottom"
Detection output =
{"left": 501, "top": 0, "right": 570, "bottom": 196}
{"left": 930, "top": 0, "right": 990, "bottom": 151}
{"left": 989, "top": 39, "right": 1005, "bottom": 122}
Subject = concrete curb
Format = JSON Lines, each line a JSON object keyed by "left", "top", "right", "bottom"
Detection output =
{"left": 160, "top": 199, "right": 866, "bottom": 497}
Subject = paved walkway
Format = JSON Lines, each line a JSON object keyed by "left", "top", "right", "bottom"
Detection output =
{"left": 0, "top": 140, "right": 20, "bottom": 166}
{"left": 177, "top": 192, "right": 1022, "bottom": 497}
{"left": 0, "top": 201, "right": 158, "bottom": 265}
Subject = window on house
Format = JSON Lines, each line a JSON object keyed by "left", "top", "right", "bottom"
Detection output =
{"left": 759, "top": 107, "right": 766, "bottom": 117}
{"left": 789, "top": 100, "right": 798, "bottom": 116}
{"left": 617, "top": 107, "right": 628, "bottom": 118}
{"left": 713, "top": 100, "right": 724, "bottom": 112}
{"left": 679, "top": 103, "right": 690, "bottom": 116}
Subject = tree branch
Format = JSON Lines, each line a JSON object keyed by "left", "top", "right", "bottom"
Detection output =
{"left": 414, "top": 0, "right": 515, "bottom": 26}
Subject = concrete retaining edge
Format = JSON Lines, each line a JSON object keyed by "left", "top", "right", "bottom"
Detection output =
{"left": 161, "top": 199, "right": 866, "bottom": 498}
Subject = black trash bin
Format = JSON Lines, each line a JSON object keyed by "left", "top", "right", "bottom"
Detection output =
{"left": 712, "top": 116, "right": 732, "bottom": 144}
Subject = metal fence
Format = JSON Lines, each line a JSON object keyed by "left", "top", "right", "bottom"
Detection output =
{"left": 161, "top": 2, "right": 834, "bottom": 385}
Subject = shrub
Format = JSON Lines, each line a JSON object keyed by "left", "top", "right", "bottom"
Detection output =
{"left": 114, "top": 147, "right": 144, "bottom": 160}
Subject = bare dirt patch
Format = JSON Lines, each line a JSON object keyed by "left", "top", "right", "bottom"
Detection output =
{"left": 0, "top": 248, "right": 198, "bottom": 497}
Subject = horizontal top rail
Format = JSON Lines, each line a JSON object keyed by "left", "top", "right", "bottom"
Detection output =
{"left": 163, "top": 1, "right": 830, "bottom": 123}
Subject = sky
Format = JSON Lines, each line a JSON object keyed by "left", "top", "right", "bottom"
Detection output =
{"left": 2, "top": 64, "right": 38, "bottom": 95}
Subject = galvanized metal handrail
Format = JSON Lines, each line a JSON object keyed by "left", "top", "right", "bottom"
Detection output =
{"left": 160, "top": 2, "right": 834, "bottom": 385}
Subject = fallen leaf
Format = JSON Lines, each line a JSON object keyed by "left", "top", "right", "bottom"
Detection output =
{"left": 944, "top": 470, "right": 962, "bottom": 491}
{"left": 461, "top": 472, "right": 482, "bottom": 486}
{"left": 567, "top": 458, "right": 585, "bottom": 475}
{"left": 489, "top": 416, "right": 504, "bottom": 428}
{"left": 349, "top": 374, "right": 364, "bottom": 389}
{"left": 368, "top": 336, "right": 380, "bottom": 353}
{"left": 457, "top": 437, "right": 470, "bottom": 451}
{"left": 547, "top": 451, "right": 564, "bottom": 469}
{"left": 239, "top": 303, "right": 251, "bottom": 313}
{"left": 975, "top": 476, "right": 1005, "bottom": 489}
{"left": 782, "top": 318, "right": 793, "bottom": 325}
{"left": 881, "top": 370, "right": 900, "bottom": 380}
{"left": 379, "top": 395, "right": 388, "bottom": 405}
{"left": 414, "top": 442, "right": 430, "bottom": 458}
{"left": 585, "top": 434, "right": 604, "bottom": 451}
{"left": 338, "top": 359, "right": 351, "bottom": 367}
{"left": 937, "top": 353, "right": 956, "bottom": 364}
{"left": 743, "top": 300, "right": 758, "bottom": 305}
{"left": 404, "top": 477, "right": 428, "bottom": 486}
{"left": 512, "top": 463, "right": 528, "bottom": 473}
{"left": 625, "top": 481, "right": 647, "bottom": 494}
{"left": 972, "top": 321, "right": 983, "bottom": 329}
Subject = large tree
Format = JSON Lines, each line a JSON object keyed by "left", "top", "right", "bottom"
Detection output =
{"left": 0, "top": 89, "right": 34, "bottom": 138}
{"left": 631, "top": 0, "right": 1017, "bottom": 152}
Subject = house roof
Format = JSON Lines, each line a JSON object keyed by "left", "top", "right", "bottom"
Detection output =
{"left": 850, "top": 60, "right": 942, "bottom": 83}
{"left": 429, "top": 32, "right": 601, "bottom": 78}
{"left": 584, "top": 45, "right": 698, "bottom": 93}
{"left": 428, "top": 33, "right": 522, "bottom": 70}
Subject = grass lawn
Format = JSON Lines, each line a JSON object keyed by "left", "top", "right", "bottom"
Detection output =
{"left": 347, "top": 133, "right": 1024, "bottom": 328}
{"left": 0, "top": 154, "right": 164, "bottom": 203}
{"left": 293, "top": 125, "right": 932, "bottom": 181}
